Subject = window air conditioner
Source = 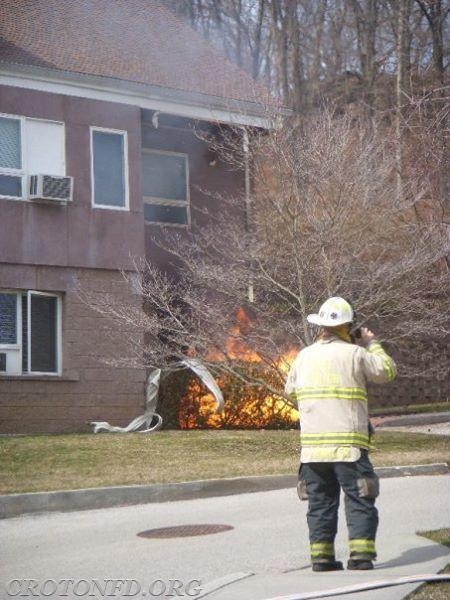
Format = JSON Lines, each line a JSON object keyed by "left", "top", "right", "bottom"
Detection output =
{"left": 0, "top": 348, "right": 21, "bottom": 375}
{"left": 29, "top": 174, "right": 73, "bottom": 203}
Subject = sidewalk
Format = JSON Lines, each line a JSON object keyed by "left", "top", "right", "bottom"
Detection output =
{"left": 205, "top": 552, "right": 450, "bottom": 600}
{"left": 373, "top": 411, "right": 450, "bottom": 438}
{"left": 372, "top": 410, "right": 450, "bottom": 429}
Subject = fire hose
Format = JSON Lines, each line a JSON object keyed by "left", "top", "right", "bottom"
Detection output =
{"left": 263, "top": 573, "right": 450, "bottom": 600}
{"left": 90, "top": 358, "right": 224, "bottom": 433}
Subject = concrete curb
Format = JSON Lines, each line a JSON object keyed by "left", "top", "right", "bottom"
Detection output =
{"left": 1, "top": 463, "right": 448, "bottom": 519}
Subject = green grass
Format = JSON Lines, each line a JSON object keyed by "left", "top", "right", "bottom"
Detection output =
{"left": 418, "top": 529, "right": 450, "bottom": 548}
{"left": 0, "top": 430, "right": 448, "bottom": 494}
{"left": 370, "top": 402, "right": 450, "bottom": 417}
{"left": 406, "top": 530, "right": 450, "bottom": 599}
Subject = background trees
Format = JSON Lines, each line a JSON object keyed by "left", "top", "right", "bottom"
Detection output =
{"left": 168, "top": 1, "right": 448, "bottom": 107}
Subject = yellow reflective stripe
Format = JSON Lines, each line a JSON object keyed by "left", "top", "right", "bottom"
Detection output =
{"left": 368, "top": 343, "right": 395, "bottom": 381}
{"left": 301, "top": 432, "right": 370, "bottom": 448}
{"left": 368, "top": 342, "right": 384, "bottom": 353}
{"left": 297, "top": 393, "right": 368, "bottom": 402}
{"left": 297, "top": 392, "right": 367, "bottom": 399}
{"left": 384, "top": 360, "right": 395, "bottom": 381}
{"left": 295, "top": 387, "right": 368, "bottom": 402}
{"left": 301, "top": 432, "right": 369, "bottom": 441}
{"left": 301, "top": 441, "right": 371, "bottom": 449}
{"left": 379, "top": 358, "right": 394, "bottom": 381}
{"left": 311, "top": 542, "right": 334, "bottom": 550}
{"left": 300, "top": 387, "right": 367, "bottom": 392}
{"left": 349, "top": 539, "right": 376, "bottom": 552}
{"left": 311, "top": 542, "right": 335, "bottom": 558}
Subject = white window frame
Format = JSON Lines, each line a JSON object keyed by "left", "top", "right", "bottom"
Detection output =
{"left": 0, "top": 113, "right": 66, "bottom": 201}
{"left": 142, "top": 149, "right": 190, "bottom": 227}
{"left": 0, "top": 290, "right": 22, "bottom": 351}
{"left": 90, "top": 126, "right": 130, "bottom": 211}
{"left": 0, "top": 113, "right": 26, "bottom": 200}
{"left": 0, "top": 289, "right": 62, "bottom": 377}
{"left": 25, "top": 291, "right": 62, "bottom": 376}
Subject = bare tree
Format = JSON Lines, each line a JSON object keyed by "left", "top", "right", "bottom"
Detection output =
{"left": 414, "top": 0, "right": 448, "bottom": 81}
{"left": 413, "top": 0, "right": 449, "bottom": 209}
{"left": 80, "top": 109, "right": 450, "bottom": 413}
{"left": 168, "top": 2, "right": 446, "bottom": 113}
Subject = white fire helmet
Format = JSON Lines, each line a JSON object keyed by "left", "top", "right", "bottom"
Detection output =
{"left": 307, "top": 297, "right": 354, "bottom": 327}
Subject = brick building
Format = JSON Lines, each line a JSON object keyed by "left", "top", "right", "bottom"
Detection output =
{"left": 0, "top": 0, "right": 269, "bottom": 432}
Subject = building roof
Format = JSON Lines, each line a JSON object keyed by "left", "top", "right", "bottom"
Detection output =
{"left": 0, "top": 0, "right": 267, "bottom": 107}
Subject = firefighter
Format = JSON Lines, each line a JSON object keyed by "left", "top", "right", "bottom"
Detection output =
{"left": 285, "top": 297, "right": 396, "bottom": 572}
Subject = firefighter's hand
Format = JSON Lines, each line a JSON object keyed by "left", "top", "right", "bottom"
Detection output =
{"left": 360, "top": 327, "right": 376, "bottom": 346}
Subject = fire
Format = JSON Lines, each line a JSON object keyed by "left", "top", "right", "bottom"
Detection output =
{"left": 179, "top": 308, "right": 300, "bottom": 428}
{"left": 205, "top": 306, "right": 262, "bottom": 363}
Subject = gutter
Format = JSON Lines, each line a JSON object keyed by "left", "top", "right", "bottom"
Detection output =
{"left": 0, "top": 61, "right": 291, "bottom": 128}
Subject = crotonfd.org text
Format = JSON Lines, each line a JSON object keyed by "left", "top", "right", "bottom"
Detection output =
{"left": 5, "top": 579, "right": 202, "bottom": 597}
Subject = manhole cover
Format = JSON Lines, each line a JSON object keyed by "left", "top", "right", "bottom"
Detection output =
{"left": 137, "top": 524, "right": 234, "bottom": 538}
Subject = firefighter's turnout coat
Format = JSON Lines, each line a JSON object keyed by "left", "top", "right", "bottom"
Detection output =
{"left": 285, "top": 337, "right": 396, "bottom": 463}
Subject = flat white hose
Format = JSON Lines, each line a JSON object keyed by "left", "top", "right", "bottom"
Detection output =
{"left": 264, "top": 573, "right": 450, "bottom": 600}
{"left": 90, "top": 359, "right": 224, "bottom": 433}
{"left": 182, "top": 357, "right": 224, "bottom": 412}
{"left": 91, "top": 368, "right": 162, "bottom": 433}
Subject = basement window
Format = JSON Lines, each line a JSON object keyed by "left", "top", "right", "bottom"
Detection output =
{"left": 142, "top": 150, "right": 189, "bottom": 225}
{"left": 0, "top": 290, "right": 61, "bottom": 376}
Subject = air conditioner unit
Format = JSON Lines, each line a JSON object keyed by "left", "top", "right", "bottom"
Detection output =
{"left": 0, "top": 348, "right": 21, "bottom": 375}
{"left": 29, "top": 174, "right": 73, "bottom": 203}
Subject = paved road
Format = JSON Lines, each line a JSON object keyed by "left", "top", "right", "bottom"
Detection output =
{"left": 1, "top": 475, "right": 449, "bottom": 600}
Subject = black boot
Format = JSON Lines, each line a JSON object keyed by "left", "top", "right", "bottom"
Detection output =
{"left": 347, "top": 558, "right": 374, "bottom": 570}
{"left": 312, "top": 560, "right": 344, "bottom": 572}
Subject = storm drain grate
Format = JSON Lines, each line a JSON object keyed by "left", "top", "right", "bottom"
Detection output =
{"left": 137, "top": 524, "right": 234, "bottom": 538}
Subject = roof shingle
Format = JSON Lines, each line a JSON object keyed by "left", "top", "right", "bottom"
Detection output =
{"left": 0, "top": 0, "right": 265, "bottom": 104}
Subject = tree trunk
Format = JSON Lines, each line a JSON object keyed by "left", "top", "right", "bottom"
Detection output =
{"left": 395, "top": 0, "right": 406, "bottom": 205}
{"left": 252, "top": 0, "right": 266, "bottom": 79}
{"left": 414, "top": 0, "right": 449, "bottom": 213}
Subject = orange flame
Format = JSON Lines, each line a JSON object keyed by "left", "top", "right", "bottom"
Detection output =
{"left": 180, "top": 308, "right": 299, "bottom": 428}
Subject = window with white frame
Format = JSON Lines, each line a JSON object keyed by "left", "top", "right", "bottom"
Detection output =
{"left": 142, "top": 150, "right": 189, "bottom": 225}
{"left": 91, "top": 128, "right": 129, "bottom": 210}
{"left": 0, "top": 114, "right": 65, "bottom": 200}
{"left": 0, "top": 291, "right": 61, "bottom": 375}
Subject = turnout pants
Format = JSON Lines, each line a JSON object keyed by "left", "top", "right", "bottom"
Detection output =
{"left": 298, "top": 451, "right": 379, "bottom": 563}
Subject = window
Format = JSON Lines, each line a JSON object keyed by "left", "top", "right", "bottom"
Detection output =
{"left": 0, "top": 290, "right": 61, "bottom": 375}
{"left": 0, "top": 114, "right": 65, "bottom": 200}
{"left": 142, "top": 150, "right": 189, "bottom": 225}
{"left": 0, "top": 293, "right": 18, "bottom": 344}
{"left": 0, "top": 116, "right": 23, "bottom": 198}
{"left": 91, "top": 128, "right": 129, "bottom": 210}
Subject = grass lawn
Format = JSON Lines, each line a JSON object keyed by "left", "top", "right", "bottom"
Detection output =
{"left": 0, "top": 429, "right": 448, "bottom": 494}
{"left": 406, "top": 530, "right": 450, "bottom": 600}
